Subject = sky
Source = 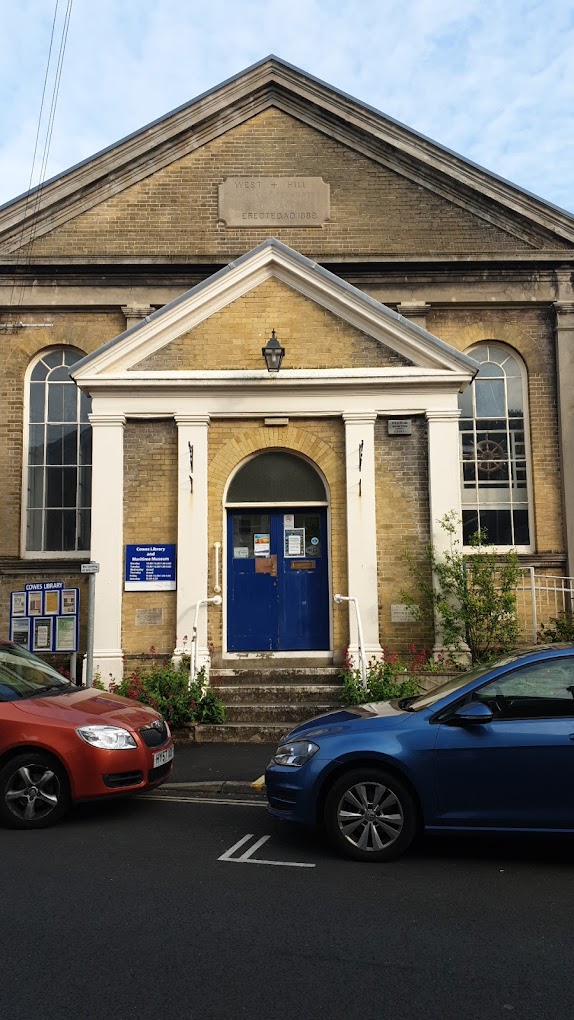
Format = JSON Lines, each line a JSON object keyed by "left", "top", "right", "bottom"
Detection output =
{"left": 0, "top": 0, "right": 573, "bottom": 214}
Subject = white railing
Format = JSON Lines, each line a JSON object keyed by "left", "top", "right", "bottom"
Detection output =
{"left": 189, "top": 595, "right": 222, "bottom": 687}
{"left": 515, "top": 568, "right": 574, "bottom": 643}
{"left": 334, "top": 594, "right": 368, "bottom": 690}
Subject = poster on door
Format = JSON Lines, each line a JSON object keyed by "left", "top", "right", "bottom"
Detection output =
{"left": 254, "top": 534, "right": 270, "bottom": 557}
{"left": 284, "top": 528, "right": 305, "bottom": 557}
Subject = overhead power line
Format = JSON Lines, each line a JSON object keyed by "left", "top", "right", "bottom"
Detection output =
{"left": 3, "top": 0, "right": 75, "bottom": 333}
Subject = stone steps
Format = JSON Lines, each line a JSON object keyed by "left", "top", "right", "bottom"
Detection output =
{"left": 224, "top": 702, "right": 338, "bottom": 724}
{"left": 217, "top": 684, "right": 343, "bottom": 705}
{"left": 186, "top": 722, "right": 299, "bottom": 744}
{"left": 191, "top": 665, "right": 345, "bottom": 742}
{"left": 212, "top": 668, "right": 342, "bottom": 686}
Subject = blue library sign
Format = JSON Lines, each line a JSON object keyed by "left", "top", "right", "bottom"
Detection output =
{"left": 125, "top": 544, "right": 177, "bottom": 591}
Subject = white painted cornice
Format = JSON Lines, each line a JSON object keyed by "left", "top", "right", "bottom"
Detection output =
{"left": 1, "top": 57, "right": 573, "bottom": 252}
{"left": 76, "top": 367, "right": 474, "bottom": 393}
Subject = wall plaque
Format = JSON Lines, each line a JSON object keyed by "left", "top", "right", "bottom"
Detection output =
{"left": 388, "top": 419, "right": 413, "bottom": 436}
{"left": 135, "top": 608, "right": 164, "bottom": 627}
{"left": 218, "top": 177, "right": 330, "bottom": 227}
{"left": 390, "top": 604, "right": 418, "bottom": 623}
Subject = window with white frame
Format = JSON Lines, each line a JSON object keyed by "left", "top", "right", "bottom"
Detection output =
{"left": 458, "top": 342, "right": 531, "bottom": 548}
{"left": 26, "top": 348, "right": 91, "bottom": 553}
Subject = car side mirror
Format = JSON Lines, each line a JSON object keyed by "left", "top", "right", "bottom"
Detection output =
{"left": 450, "top": 701, "right": 494, "bottom": 725}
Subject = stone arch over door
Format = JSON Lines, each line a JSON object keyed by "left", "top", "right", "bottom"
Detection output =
{"left": 207, "top": 423, "right": 348, "bottom": 657}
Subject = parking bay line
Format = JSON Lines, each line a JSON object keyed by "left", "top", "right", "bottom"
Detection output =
{"left": 140, "top": 801, "right": 317, "bottom": 868}
{"left": 218, "top": 833, "right": 316, "bottom": 868}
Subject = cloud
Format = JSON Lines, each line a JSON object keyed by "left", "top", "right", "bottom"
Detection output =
{"left": 0, "top": 0, "right": 572, "bottom": 212}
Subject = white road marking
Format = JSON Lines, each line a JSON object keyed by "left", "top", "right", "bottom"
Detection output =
{"left": 218, "top": 833, "right": 316, "bottom": 868}
{"left": 218, "top": 833, "right": 259, "bottom": 860}
{"left": 140, "top": 795, "right": 267, "bottom": 807}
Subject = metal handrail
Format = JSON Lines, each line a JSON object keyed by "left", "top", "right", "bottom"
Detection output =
{"left": 334, "top": 593, "right": 367, "bottom": 691}
{"left": 189, "top": 595, "right": 222, "bottom": 687}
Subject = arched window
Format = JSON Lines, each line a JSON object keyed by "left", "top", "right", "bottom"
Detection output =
{"left": 227, "top": 451, "right": 327, "bottom": 504}
{"left": 458, "top": 342, "right": 531, "bottom": 548}
{"left": 25, "top": 348, "right": 91, "bottom": 553}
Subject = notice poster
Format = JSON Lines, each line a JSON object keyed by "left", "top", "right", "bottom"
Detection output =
{"left": 62, "top": 590, "right": 77, "bottom": 615}
{"left": 284, "top": 528, "right": 305, "bottom": 557}
{"left": 11, "top": 618, "right": 30, "bottom": 648}
{"left": 11, "top": 592, "right": 26, "bottom": 616}
{"left": 33, "top": 617, "right": 52, "bottom": 652}
{"left": 44, "top": 590, "right": 60, "bottom": 615}
{"left": 28, "top": 593, "right": 42, "bottom": 615}
{"left": 254, "top": 534, "right": 270, "bottom": 557}
{"left": 56, "top": 616, "right": 76, "bottom": 652}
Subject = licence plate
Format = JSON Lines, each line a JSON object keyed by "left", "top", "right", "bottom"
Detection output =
{"left": 153, "top": 745, "right": 174, "bottom": 768}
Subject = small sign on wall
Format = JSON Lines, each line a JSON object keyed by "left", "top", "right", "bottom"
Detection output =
{"left": 390, "top": 603, "right": 418, "bottom": 623}
{"left": 388, "top": 419, "right": 412, "bottom": 436}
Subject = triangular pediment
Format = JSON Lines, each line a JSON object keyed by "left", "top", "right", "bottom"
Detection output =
{"left": 0, "top": 57, "right": 573, "bottom": 258}
{"left": 72, "top": 238, "right": 478, "bottom": 384}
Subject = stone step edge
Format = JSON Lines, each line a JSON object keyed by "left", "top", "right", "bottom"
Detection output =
{"left": 218, "top": 685, "right": 344, "bottom": 694}
{"left": 213, "top": 668, "right": 341, "bottom": 677}
{"left": 160, "top": 780, "right": 266, "bottom": 798}
{"left": 174, "top": 723, "right": 292, "bottom": 743}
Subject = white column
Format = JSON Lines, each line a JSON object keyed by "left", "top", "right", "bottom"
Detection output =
{"left": 426, "top": 409, "right": 468, "bottom": 658}
{"left": 89, "top": 413, "right": 126, "bottom": 684}
{"left": 342, "top": 412, "right": 383, "bottom": 662}
{"left": 554, "top": 299, "right": 574, "bottom": 578}
{"left": 174, "top": 415, "right": 212, "bottom": 673}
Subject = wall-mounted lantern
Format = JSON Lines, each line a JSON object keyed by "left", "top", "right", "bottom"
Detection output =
{"left": 262, "top": 329, "right": 285, "bottom": 373}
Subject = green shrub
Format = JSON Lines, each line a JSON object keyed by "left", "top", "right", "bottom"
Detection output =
{"left": 109, "top": 659, "right": 225, "bottom": 728}
{"left": 402, "top": 511, "right": 520, "bottom": 664}
{"left": 538, "top": 613, "right": 574, "bottom": 643}
{"left": 341, "top": 655, "right": 420, "bottom": 706}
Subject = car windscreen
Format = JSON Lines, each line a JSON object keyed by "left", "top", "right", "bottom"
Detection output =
{"left": 404, "top": 652, "right": 525, "bottom": 711}
{"left": 0, "top": 644, "right": 71, "bottom": 700}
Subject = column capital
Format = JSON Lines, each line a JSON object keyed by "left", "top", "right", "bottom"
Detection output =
{"left": 121, "top": 305, "right": 155, "bottom": 329}
{"left": 554, "top": 301, "right": 574, "bottom": 321}
{"left": 174, "top": 414, "right": 211, "bottom": 426}
{"left": 342, "top": 411, "right": 378, "bottom": 425}
{"left": 397, "top": 301, "right": 431, "bottom": 318}
{"left": 426, "top": 409, "right": 461, "bottom": 422}
{"left": 88, "top": 413, "right": 126, "bottom": 427}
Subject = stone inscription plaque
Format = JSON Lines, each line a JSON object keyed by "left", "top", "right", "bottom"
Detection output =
{"left": 218, "top": 177, "right": 330, "bottom": 227}
{"left": 135, "top": 608, "right": 164, "bottom": 627}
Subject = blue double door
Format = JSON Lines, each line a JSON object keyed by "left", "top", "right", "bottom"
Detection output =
{"left": 227, "top": 509, "right": 329, "bottom": 652}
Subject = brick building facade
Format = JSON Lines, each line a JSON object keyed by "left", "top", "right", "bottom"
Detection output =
{"left": 1, "top": 57, "right": 573, "bottom": 681}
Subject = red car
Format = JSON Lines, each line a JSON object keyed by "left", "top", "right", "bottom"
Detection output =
{"left": 0, "top": 641, "right": 174, "bottom": 828}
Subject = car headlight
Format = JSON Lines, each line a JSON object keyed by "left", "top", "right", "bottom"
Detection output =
{"left": 272, "top": 740, "right": 319, "bottom": 767}
{"left": 76, "top": 725, "right": 137, "bottom": 749}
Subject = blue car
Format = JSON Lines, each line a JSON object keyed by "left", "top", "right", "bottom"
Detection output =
{"left": 265, "top": 645, "right": 574, "bottom": 862}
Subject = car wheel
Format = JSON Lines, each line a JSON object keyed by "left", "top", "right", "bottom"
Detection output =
{"left": 324, "top": 767, "right": 418, "bottom": 862}
{"left": 0, "top": 752, "right": 71, "bottom": 829}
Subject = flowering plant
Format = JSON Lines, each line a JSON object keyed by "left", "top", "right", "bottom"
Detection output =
{"left": 108, "top": 657, "right": 225, "bottom": 728}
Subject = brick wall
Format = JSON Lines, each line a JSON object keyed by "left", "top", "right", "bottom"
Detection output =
{"left": 25, "top": 109, "right": 557, "bottom": 259}
{"left": 375, "top": 417, "right": 434, "bottom": 652}
{"left": 134, "top": 277, "right": 412, "bottom": 371}
{"left": 122, "top": 420, "right": 178, "bottom": 653}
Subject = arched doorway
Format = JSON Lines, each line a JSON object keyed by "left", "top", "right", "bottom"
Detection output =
{"left": 226, "top": 451, "right": 330, "bottom": 652}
